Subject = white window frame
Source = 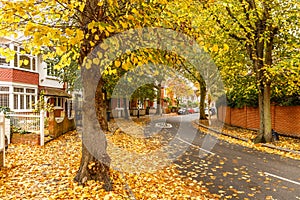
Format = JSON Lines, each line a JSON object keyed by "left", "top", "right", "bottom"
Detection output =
{"left": 0, "top": 44, "right": 10, "bottom": 67}
{"left": 0, "top": 86, "right": 10, "bottom": 108}
{"left": 12, "top": 86, "right": 37, "bottom": 111}
{"left": 53, "top": 97, "right": 64, "bottom": 109}
{"left": 13, "top": 46, "right": 37, "bottom": 72}
{"left": 46, "top": 65, "right": 60, "bottom": 79}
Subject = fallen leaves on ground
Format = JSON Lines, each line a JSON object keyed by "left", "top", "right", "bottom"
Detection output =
{"left": 106, "top": 118, "right": 193, "bottom": 174}
{"left": 107, "top": 121, "right": 163, "bottom": 154}
{"left": 196, "top": 119, "right": 300, "bottom": 160}
{"left": 0, "top": 130, "right": 217, "bottom": 199}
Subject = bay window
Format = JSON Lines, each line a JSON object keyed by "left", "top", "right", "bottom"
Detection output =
{"left": 13, "top": 87, "right": 36, "bottom": 111}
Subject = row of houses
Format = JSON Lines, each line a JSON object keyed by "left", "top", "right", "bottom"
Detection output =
{"left": 0, "top": 36, "right": 202, "bottom": 118}
{"left": 0, "top": 36, "right": 71, "bottom": 116}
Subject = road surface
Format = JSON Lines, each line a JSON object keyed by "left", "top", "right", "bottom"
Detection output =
{"left": 147, "top": 114, "right": 300, "bottom": 199}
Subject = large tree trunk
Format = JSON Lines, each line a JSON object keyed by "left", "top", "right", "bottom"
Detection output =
{"left": 263, "top": 84, "right": 272, "bottom": 142}
{"left": 254, "top": 87, "right": 266, "bottom": 143}
{"left": 156, "top": 83, "right": 162, "bottom": 115}
{"left": 199, "top": 83, "right": 207, "bottom": 120}
{"left": 123, "top": 97, "right": 129, "bottom": 120}
{"left": 74, "top": 0, "right": 113, "bottom": 190}
{"left": 74, "top": 144, "right": 112, "bottom": 190}
{"left": 255, "top": 82, "right": 273, "bottom": 143}
{"left": 74, "top": 62, "right": 112, "bottom": 190}
{"left": 253, "top": 14, "right": 275, "bottom": 143}
{"left": 262, "top": 23, "right": 276, "bottom": 142}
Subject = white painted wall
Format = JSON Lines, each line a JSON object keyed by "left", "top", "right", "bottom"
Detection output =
{"left": 38, "top": 57, "right": 64, "bottom": 89}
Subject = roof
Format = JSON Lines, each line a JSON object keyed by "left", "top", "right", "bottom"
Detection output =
{"left": 40, "top": 88, "right": 72, "bottom": 98}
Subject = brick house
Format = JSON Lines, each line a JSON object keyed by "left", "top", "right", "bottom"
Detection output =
{"left": 0, "top": 36, "right": 71, "bottom": 116}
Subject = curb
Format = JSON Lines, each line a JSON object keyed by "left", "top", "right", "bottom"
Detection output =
{"left": 194, "top": 121, "right": 300, "bottom": 156}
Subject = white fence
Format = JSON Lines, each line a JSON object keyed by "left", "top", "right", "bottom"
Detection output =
{"left": 6, "top": 111, "right": 45, "bottom": 146}
{"left": 0, "top": 111, "right": 46, "bottom": 167}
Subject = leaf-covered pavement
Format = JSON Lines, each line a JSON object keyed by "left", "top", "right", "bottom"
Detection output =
{"left": 196, "top": 119, "right": 300, "bottom": 160}
{"left": 2, "top": 116, "right": 298, "bottom": 199}
{"left": 0, "top": 130, "right": 218, "bottom": 199}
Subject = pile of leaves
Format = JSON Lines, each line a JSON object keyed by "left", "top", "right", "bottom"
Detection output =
{"left": 107, "top": 118, "right": 163, "bottom": 153}
{"left": 197, "top": 120, "right": 300, "bottom": 160}
{"left": 0, "top": 130, "right": 217, "bottom": 199}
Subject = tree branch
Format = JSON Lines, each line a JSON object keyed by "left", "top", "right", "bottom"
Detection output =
{"left": 225, "top": 6, "right": 249, "bottom": 35}
{"left": 212, "top": 14, "right": 247, "bottom": 42}
{"left": 239, "top": 0, "right": 255, "bottom": 31}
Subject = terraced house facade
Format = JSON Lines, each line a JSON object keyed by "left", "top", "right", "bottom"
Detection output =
{"left": 0, "top": 36, "right": 71, "bottom": 116}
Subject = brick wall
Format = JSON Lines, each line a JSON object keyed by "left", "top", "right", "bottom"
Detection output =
{"left": 218, "top": 106, "right": 300, "bottom": 137}
{"left": 0, "top": 68, "right": 13, "bottom": 81}
{"left": 11, "top": 133, "right": 40, "bottom": 145}
{"left": 0, "top": 68, "right": 39, "bottom": 85}
{"left": 48, "top": 113, "right": 76, "bottom": 138}
{"left": 273, "top": 106, "right": 300, "bottom": 137}
{"left": 231, "top": 107, "right": 247, "bottom": 128}
{"left": 246, "top": 107, "right": 260, "bottom": 129}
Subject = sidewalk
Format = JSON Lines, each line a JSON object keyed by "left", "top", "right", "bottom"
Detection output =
{"left": 193, "top": 119, "right": 300, "bottom": 160}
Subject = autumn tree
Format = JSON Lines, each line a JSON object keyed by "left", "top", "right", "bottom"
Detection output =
{"left": 165, "top": 76, "right": 195, "bottom": 108}
{"left": 0, "top": 0, "right": 164, "bottom": 189}
{"left": 0, "top": 0, "right": 225, "bottom": 190}
{"left": 196, "top": 0, "right": 300, "bottom": 142}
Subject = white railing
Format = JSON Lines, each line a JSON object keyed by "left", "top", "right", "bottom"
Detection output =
{"left": 6, "top": 110, "right": 45, "bottom": 146}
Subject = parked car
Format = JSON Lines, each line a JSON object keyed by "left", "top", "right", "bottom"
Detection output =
{"left": 177, "top": 108, "right": 188, "bottom": 115}
{"left": 193, "top": 107, "right": 200, "bottom": 113}
{"left": 187, "top": 108, "right": 195, "bottom": 114}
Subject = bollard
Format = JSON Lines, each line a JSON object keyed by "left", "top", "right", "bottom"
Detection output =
{"left": 272, "top": 129, "right": 279, "bottom": 142}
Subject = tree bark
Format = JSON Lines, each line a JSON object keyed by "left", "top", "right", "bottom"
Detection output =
{"left": 263, "top": 84, "right": 272, "bottom": 142}
{"left": 199, "top": 83, "right": 207, "bottom": 120}
{"left": 74, "top": 144, "right": 112, "bottom": 190}
{"left": 96, "top": 78, "right": 108, "bottom": 131}
{"left": 253, "top": 87, "right": 265, "bottom": 143}
{"left": 252, "top": 9, "right": 275, "bottom": 143}
{"left": 74, "top": 61, "right": 112, "bottom": 190}
{"left": 123, "top": 97, "right": 129, "bottom": 120}
{"left": 156, "top": 83, "right": 162, "bottom": 115}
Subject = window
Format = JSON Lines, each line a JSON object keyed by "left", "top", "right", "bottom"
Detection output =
{"left": 13, "top": 46, "right": 37, "bottom": 71}
{"left": 45, "top": 57, "right": 60, "bottom": 77}
{"left": 0, "top": 94, "right": 9, "bottom": 107}
{"left": 13, "top": 87, "right": 37, "bottom": 111}
{"left": 0, "top": 87, "right": 9, "bottom": 92}
{"left": 53, "top": 97, "right": 63, "bottom": 108}
{"left": 47, "top": 65, "right": 59, "bottom": 77}
{"left": 0, "top": 86, "right": 9, "bottom": 107}
{"left": 117, "top": 98, "right": 121, "bottom": 108}
{"left": 0, "top": 57, "right": 9, "bottom": 66}
{"left": 0, "top": 44, "right": 10, "bottom": 66}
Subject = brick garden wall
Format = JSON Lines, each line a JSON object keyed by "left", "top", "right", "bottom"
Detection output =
{"left": 218, "top": 106, "right": 300, "bottom": 137}
{"left": 11, "top": 133, "right": 40, "bottom": 145}
{"left": 48, "top": 113, "right": 76, "bottom": 138}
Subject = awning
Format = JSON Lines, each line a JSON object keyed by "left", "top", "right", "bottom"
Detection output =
{"left": 40, "top": 88, "right": 72, "bottom": 98}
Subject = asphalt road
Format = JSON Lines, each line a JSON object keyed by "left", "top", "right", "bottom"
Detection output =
{"left": 149, "top": 114, "right": 300, "bottom": 199}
